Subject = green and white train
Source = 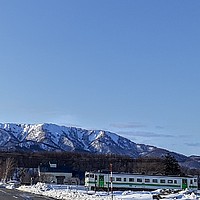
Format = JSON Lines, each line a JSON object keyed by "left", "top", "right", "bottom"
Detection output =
{"left": 85, "top": 171, "right": 198, "bottom": 191}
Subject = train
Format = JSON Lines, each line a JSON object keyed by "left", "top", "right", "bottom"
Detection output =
{"left": 85, "top": 171, "right": 198, "bottom": 191}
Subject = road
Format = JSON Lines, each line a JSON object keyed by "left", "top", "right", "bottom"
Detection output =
{"left": 0, "top": 188, "right": 54, "bottom": 200}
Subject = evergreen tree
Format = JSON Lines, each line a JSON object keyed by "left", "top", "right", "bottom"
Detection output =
{"left": 163, "top": 153, "right": 181, "bottom": 175}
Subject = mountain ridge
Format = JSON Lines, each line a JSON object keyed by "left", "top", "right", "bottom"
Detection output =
{"left": 0, "top": 123, "right": 199, "bottom": 169}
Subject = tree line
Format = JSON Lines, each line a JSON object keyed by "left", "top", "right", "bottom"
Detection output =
{"left": 0, "top": 151, "right": 199, "bottom": 183}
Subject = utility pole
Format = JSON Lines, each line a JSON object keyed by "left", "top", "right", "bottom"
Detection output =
{"left": 110, "top": 163, "right": 113, "bottom": 200}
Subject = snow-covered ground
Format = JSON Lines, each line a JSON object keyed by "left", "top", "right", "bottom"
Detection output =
{"left": 0, "top": 181, "right": 199, "bottom": 199}
{"left": 14, "top": 183, "right": 200, "bottom": 200}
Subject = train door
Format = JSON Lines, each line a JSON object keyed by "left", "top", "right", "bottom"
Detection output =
{"left": 99, "top": 175, "right": 104, "bottom": 188}
{"left": 182, "top": 179, "right": 188, "bottom": 189}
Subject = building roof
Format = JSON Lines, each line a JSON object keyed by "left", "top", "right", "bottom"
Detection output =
{"left": 39, "top": 163, "right": 72, "bottom": 173}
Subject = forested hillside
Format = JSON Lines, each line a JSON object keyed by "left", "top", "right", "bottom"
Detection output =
{"left": 0, "top": 151, "right": 199, "bottom": 180}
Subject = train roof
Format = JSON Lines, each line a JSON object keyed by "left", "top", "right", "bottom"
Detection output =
{"left": 85, "top": 171, "right": 196, "bottom": 179}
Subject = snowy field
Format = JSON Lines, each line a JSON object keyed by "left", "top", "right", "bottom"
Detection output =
{"left": 8, "top": 182, "right": 199, "bottom": 200}
{"left": 0, "top": 181, "right": 199, "bottom": 199}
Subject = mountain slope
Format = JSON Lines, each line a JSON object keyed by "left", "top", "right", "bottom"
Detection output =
{"left": 0, "top": 123, "right": 199, "bottom": 169}
{"left": 0, "top": 123, "right": 156, "bottom": 157}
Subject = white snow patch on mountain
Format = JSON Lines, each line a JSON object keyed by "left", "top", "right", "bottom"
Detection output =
{"left": 0, "top": 123, "right": 199, "bottom": 168}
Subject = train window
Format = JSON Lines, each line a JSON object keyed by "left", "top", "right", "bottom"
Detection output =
{"left": 145, "top": 179, "right": 150, "bottom": 183}
{"left": 194, "top": 179, "right": 197, "bottom": 182}
{"left": 174, "top": 180, "right": 177, "bottom": 184}
{"left": 90, "top": 174, "right": 94, "bottom": 178}
{"left": 160, "top": 179, "right": 165, "bottom": 183}
{"left": 129, "top": 178, "right": 134, "bottom": 182}
{"left": 190, "top": 180, "right": 193, "bottom": 184}
{"left": 152, "top": 179, "right": 158, "bottom": 183}
{"left": 182, "top": 179, "right": 187, "bottom": 184}
{"left": 168, "top": 180, "right": 173, "bottom": 184}
{"left": 124, "top": 178, "right": 127, "bottom": 182}
{"left": 137, "top": 178, "right": 142, "bottom": 182}
{"left": 116, "top": 177, "right": 122, "bottom": 181}
{"left": 85, "top": 174, "right": 89, "bottom": 178}
{"left": 110, "top": 177, "right": 115, "bottom": 181}
{"left": 86, "top": 174, "right": 95, "bottom": 178}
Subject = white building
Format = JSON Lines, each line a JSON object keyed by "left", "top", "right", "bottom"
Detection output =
{"left": 38, "top": 162, "right": 79, "bottom": 185}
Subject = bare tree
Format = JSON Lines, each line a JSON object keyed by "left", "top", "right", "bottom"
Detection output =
{"left": 2, "top": 157, "right": 16, "bottom": 182}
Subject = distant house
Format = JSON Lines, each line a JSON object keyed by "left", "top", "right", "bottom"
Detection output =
{"left": 38, "top": 162, "right": 79, "bottom": 185}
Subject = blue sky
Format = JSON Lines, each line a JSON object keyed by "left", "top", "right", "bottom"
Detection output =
{"left": 0, "top": 1, "right": 200, "bottom": 156}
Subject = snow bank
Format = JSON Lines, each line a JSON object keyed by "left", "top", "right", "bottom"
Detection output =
{"left": 16, "top": 183, "right": 200, "bottom": 200}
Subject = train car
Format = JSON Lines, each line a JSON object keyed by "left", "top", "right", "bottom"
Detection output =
{"left": 85, "top": 171, "right": 198, "bottom": 191}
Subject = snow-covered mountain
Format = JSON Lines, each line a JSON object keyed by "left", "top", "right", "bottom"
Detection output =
{"left": 0, "top": 123, "right": 156, "bottom": 157}
{"left": 0, "top": 123, "right": 199, "bottom": 168}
